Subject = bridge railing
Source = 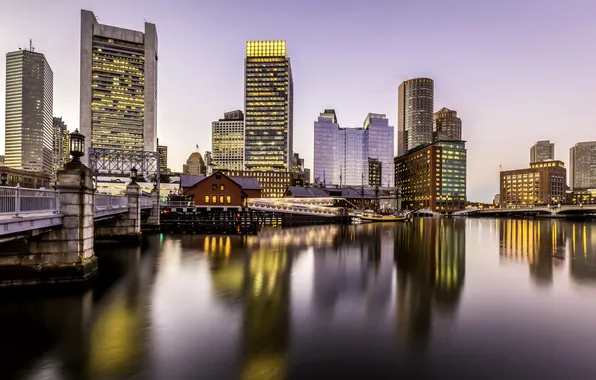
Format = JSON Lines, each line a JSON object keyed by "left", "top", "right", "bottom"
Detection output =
{"left": 140, "top": 197, "right": 153, "bottom": 208}
{"left": 0, "top": 186, "right": 60, "bottom": 217}
{"left": 95, "top": 194, "right": 129, "bottom": 209}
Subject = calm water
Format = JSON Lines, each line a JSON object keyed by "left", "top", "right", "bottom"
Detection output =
{"left": 2, "top": 218, "right": 596, "bottom": 379}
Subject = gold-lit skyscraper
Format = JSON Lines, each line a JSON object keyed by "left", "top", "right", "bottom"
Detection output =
{"left": 212, "top": 110, "right": 245, "bottom": 171}
{"left": 4, "top": 48, "right": 53, "bottom": 174}
{"left": 80, "top": 10, "right": 158, "bottom": 162}
{"left": 244, "top": 40, "right": 293, "bottom": 171}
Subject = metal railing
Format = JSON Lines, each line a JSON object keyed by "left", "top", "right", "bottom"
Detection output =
{"left": 0, "top": 185, "right": 60, "bottom": 217}
{"left": 95, "top": 194, "right": 129, "bottom": 209}
{"left": 161, "top": 201, "right": 195, "bottom": 208}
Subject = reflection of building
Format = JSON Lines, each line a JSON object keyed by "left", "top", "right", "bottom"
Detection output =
{"left": 244, "top": 40, "right": 293, "bottom": 171}
{"left": 570, "top": 141, "right": 596, "bottom": 190}
{"left": 498, "top": 219, "right": 564, "bottom": 285}
{"left": 397, "top": 78, "right": 434, "bottom": 156}
{"left": 5, "top": 48, "right": 53, "bottom": 174}
{"left": 212, "top": 110, "right": 245, "bottom": 172}
{"left": 530, "top": 140, "right": 554, "bottom": 164}
{"left": 184, "top": 152, "right": 206, "bottom": 176}
{"left": 499, "top": 161, "right": 566, "bottom": 206}
{"left": 221, "top": 169, "right": 291, "bottom": 198}
{"left": 569, "top": 223, "right": 596, "bottom": 283}
{"left": 394, "top": 219, "right": 465, "bottom": 348}
{"left": 433, "top": 107, "right": 462, "bottom": 142}
{"left": 395, "top": 140, "right": 467, "bottom": 211}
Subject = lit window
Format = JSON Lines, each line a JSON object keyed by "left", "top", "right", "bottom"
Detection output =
{"left": 212, "top": 195, "right": 217, "bottom": 203}
{"left": 227, "top": 196, "right": 231, "bottom": 204}
{"left": 212, "top": 184, "right": 217, "bottom": 190}
{"left": 205, "top": 196, "right": 210, "bottom": 203}
{"left": 220, "top": 185, "right": 225, "bottom": 191}
{"left": 219, "top": 196, "right": 224, "bottom": 203}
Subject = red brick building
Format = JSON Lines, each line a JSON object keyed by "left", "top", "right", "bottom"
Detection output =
{"left": 182, "top": 172, "right": 262, "bottom": 208}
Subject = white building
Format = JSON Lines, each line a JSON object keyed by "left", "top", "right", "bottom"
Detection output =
{"left": 212, "top": 110, "right": 244, "bottom": 171}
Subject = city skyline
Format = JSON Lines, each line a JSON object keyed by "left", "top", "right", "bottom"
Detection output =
{"left": 1, "top": 0, "right": 596, "bottom": 201}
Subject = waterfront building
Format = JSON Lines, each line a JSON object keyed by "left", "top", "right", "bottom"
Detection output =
{"left": 569, "top": 141, "right": 596, "bottom": 190}
{"left": 493, "top": 193, "right": 500, "bottom": 206}
{"left": 397, "top": 78, "right": 434, "bottom": 156}
{"left": 0, "top": 166, "right": 51, "bottom": 188}
{"left": 80, "top": 10, "right": 158, "bottom": 159}
{"left": 5, "top": 47, "right": 53, "bottom": 174}
{"left": 181, "top": 172, "right": 262, "bottom": 208}
{"left": 212, "top": 110, "right": 244, "bottom": 171}
{"left": 566, "top": 189, "right": 596, "bottom": 205}
{"left": 368, "top": 158, "right": 382, "bottom": 187}
{"left": 530, "top": 140, "right": 554, "bottom": 164}
{"left": 52, "top": 117, "right": 70, "bottom": 179}
{"left": 157, "top": 139, "right": 168, "bottom": 173}
{"left": 221, "top": 169, "right": 291, "bottom": 198}
{"left": 184, "top": 152, "right": 206, "bottom": 176}
{"left": 395, "top": 140, "right": 467, "bottom": 211}
{"left": 499, "top": 161, "right": 566, "bottom": 207}
{"left": 364, "top": 113, "right": 394, "bottom": 187}
{"left": 244, "top": 40, "right": 293, "bottom": 170}
{"left": 433, "top": 107, "right": 462, "bottom": 142}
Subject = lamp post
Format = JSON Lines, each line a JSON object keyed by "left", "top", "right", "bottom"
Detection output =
{"left": 0, "top": 172, "right": 7, "bottom": 186}
{"left": 69, "top": 129, "right": 85, "bottom": 163}
{"left": 130, "top": 166, "right": 138, "bottom": 184}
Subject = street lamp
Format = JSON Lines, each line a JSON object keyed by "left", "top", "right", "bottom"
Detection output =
{"left": 69, "top": 129, "right": 85, "bottom": 163}
{"left": 0, "top": 172, "right": 7, "bottom": 186}
{"left": 130, "top": 167, "right": 138, "bottom": 183}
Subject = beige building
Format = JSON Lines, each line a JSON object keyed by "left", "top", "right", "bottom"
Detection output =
{"left": 530, "top": 140, "right": 554, "bottom": 164}
{"left": 570, "top": 141, "right": 596, "bottom": 190}
{"left": 397, "top": 78, "right": 434, "bottom": 156}
{"left": 433, "top": 107, "right": 462, "bottom": 141}
{"left": 499, "top": 161, "right": 566, "bottom": 206}
{"left": 184, "top": 152, "right": 206, "bottom": 176}
{"left": 212, "top": 110, "right": 244, "bottom": 171}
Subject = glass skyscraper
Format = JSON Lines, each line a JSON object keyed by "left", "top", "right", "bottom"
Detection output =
{"left": 80, "top": 10, "right": 158, "bottom": 160}
{"left": 244, "top": 40, "right": 293, "bottom": 170}
{"left": 4, "top": 49, "right": 53, "bottom": 175}
{"left": 364, "top": 113, "right": 395, "bottom": 187}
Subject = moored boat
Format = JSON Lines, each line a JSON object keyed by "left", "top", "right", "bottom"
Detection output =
{"left": 360, "top": 213, "right": 413, "bottom": 223}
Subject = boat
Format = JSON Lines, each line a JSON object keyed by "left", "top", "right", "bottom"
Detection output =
{"left": 360, "top": 213, "right": 413, "bottom": 223}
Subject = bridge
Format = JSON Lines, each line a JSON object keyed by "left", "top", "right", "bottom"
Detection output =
{"left": 465, "top": 204, "right": 596, "bottom": 217}
{"left": 0, "top": 186, "right": 154, "bottom": 242}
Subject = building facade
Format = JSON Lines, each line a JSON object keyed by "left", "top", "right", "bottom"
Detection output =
{"left": 313, "top": 109, "right": 339, "bottom": 185}
{"left": 212, "top": 110, "right": 244, "bottom": 171}
{"left": 530, "top": 140, "right": 554, "bottom": 164}
{"left": 182, "top": 172, "right": 261, "bottom": 208}
{"left": 0, "top": 166, "right": 51, "bottom": 188}
{"left": 499, "top": 161, "right": 566, "bottom": 207}
{"left": 157, "top": 138, "right": 168, "bottom": 173}
{"left": 570, "top": 141, "right": 596, "bottom": 190}
{"left": 368, "top": 158, "right": 382, "bottom": 187}
{"left": 397, "top": 78, "right": 434, "bottom": 156}
{"left": 244, "top": 40, "right": 293, "bottom": 170}
{"left": 364, "top": 113, "right": 394, "bottom": 187}
{"left": 184, "top": 152, "right": 206, "bottom": 176}
{"left": 433, "top": 107, "right": 462, "bottom": 142}
{"left": 222, "top": 169, "right": 291, "bottom": 198}
{"left": 5, "top": 48, "right": 53, "bottom": 174}
{"left": 80, "top": 10, "right": 158, "bottom": 160}
{"left": 395, "top": 140, "right": 467, "bottom": 212}
{"left": 52, "top": 117, "right": 70, "bottom": 179}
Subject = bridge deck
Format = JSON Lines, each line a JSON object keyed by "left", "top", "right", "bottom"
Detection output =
{"left": 0, "top": 212, "right": 63, "bottom": 242}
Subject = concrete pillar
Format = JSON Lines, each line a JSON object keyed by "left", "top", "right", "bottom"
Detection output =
{"left": 0, "top": 162, "right": 98, "bottom": 286}
{"left": 143, "top": 187, "right": 160, "bottom": 232}
{"left": 95, "top": 181, "right": 142, "bottom": 244}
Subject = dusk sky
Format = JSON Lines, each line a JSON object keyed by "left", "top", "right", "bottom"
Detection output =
{"left": 1, "top": 0, "right": 596, "bottom": 201}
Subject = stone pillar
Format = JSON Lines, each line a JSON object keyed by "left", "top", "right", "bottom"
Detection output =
{"left": 95, "top": 181, "right": 142, "bottom": 244}
{"left": 143, "top": 187, "right": 160, "bottom": 232}
{"left": 0, "top": 162, "right": 98, "bottom": 286}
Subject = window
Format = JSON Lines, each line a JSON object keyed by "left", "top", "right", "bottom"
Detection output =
{"left": 219, "top": 195, "right": 224, "bottom": 203}
{"left": 205, "top": 195, "right": 210, "bottom": 203}
{"left": 227, "top": 196, "right": 231, "bottom": 204}
{"left": 212, "top": 195, "right": 217, "bottom": 203}
{"left": 212, "top": 184, "right": 217, "bottom": 190}
{"left": 220, "top": 185, "right": 225, "bottom": 191}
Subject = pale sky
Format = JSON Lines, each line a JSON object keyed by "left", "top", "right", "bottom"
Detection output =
{"left": 1, "top": 0, "right": 596, "bottom": 201}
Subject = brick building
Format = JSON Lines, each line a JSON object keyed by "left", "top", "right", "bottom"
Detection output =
{"left": 499, "top": 160, "right": 566, "bottom": 207}
{"left": 0, "top": 166, "right": 51, "bottom": 188}
{"left": 181, "top": 172, "right": 261, "bottom": 208}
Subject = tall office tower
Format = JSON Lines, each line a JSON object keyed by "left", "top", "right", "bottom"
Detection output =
{"left": 570, "top": 141, "right": 596, "bottom": 190}
{"left": 433, "top": 107, "right": 462, "bottom": 141}
{"left": 157, "top": 138, "right": 168, "bottom": 173}
{"left": 530, "top": 140, "right": 554, "bottom": 164}
{"left": 5, "top": 48, "right": 53, "bottom": 174}
{"left": 244, "top": 40, "right": 293, "bottom": 170}
{"left": 313, "top": 109, "right": 368, "bottom": 187}
{"left": 364, "top": 113, "right": 394, "bottom": 187}
{"left": 80, "top": 10, "right": 158, "bottom": 161}
{"left": 52, "top": 117, "right": 70, "bottom": 177}
{"left": 397, "top": 78, "right": 434, "bottom": 156}
{"left": 212, "top": 110, "right": 245, "bottom": 171}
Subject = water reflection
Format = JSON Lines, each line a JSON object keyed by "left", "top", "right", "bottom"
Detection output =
{"left": 569, "top": 222, "right": 596, "bottom": 283}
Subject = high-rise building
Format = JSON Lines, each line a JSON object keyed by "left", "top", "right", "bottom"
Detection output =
{"left": 313, "top": 109, "right": 339, "bottom": 185}
{"left": 184, "top": 152, "right": 206, "bottom": 176}
{"left": 570, "top": 141, "right": 596, "bottom": 190}
{"left": 500, "top": 161, "right": 566, "bottom": 206}
{"left": 433, "top": 107, "right": 462, "bottom": 142}
{"left": 212, "top": 110, "right": 245, "bottom": 171}
{"left": 395, "top": 140, "right": 467, "bottom": 211}
{"left": 52, "top": 117, "right": 70, "bottom": 177}
{"left": 530, "top": 140, "right": 554, "bottom": 164}
{"left": 368, "top": 158, "right": 382, "bottom": 187}
{"left": 80, "top": 10, "right": 158, "bottom": 160}
{"left": 5, "top": 48, "right": 53, "bottom": 174}
{"left": 244, "top": 40, "right": 293, "bottom": 170}
{"left": 364, "top": 113, "right": 394, "bottom": 187}
{"left": 157, "top": 138, "right": 168, "bottom": 173}
{"left": 397, "top": 78, "right": 434, "bottom": 156}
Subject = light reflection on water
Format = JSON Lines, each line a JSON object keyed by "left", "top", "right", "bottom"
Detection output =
{"left": 0, "top": 218, "right": 596, "bottom": 379}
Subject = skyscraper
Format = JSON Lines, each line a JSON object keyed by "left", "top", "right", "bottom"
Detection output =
{"left": 157, "top": 138, "right": 168, "bottom": 173}
{"left": 313, "top": 109, "right": 338, "bottom": 185}
{"left": 52, "top": 117, "right": 70, "bottom": 177}
{"left": 364, "top": 113, "right": 394, "bottom": 187}
{"left": 530, "top": 140, "right": 555, "bottom": 164}
{"left": 570, "top": 141, "right": 596, "bottom": 190}
{"left": 397, "top": 78, "right": 434, "bottom": 156}
{"left": 4, "top": 47, "right": 53, "bottom": 174}
{"left": 212, "top": 110, "right": 245, "bottom": 171}
{"left": 184, "top": 152, "right": 206, "bottom": 176}
{"left": 80, "top": 10, "right": 158, "bottom": 160}
{"left": 433, "top": 107, "right": 462, "bottom": 142}
{"left": 244, "top": 40, "right": 293, "bottom": 171}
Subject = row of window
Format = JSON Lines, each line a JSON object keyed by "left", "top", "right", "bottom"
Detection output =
{"left": 205, "top": 195, "right": 232, "bottom": 204}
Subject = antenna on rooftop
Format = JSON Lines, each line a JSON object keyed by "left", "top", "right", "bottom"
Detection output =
{"left": 29, "top": 39, "right": 35, "bottom": 52}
